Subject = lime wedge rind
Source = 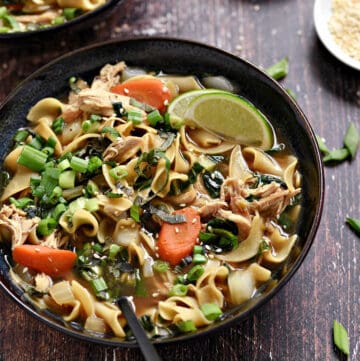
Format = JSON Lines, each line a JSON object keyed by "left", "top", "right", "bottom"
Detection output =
{"left": 184, "top": 92, "right": 274, "bottom": 150}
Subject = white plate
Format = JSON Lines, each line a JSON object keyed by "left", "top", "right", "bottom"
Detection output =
{"left": 313, "top": 0, "right": 360, "bottom": 70}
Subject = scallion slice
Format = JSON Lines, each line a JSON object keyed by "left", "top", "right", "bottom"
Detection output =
{"left": 70, "top": 156, "right": 88, "bottom": 173}
{"left": 333, "top": 320, "right": 350, "bottom": 355}
{"left": 17, "top": 145, "right": 48, "bottom": 172}
{"left": 147, "top": 109, "right": 163, "bottom": 126}
{"left": 59, "top": 170, "right": 76, "bottom": 189}
{"left": 200, "top": 303, "right": 223, "bottom": 321}
{"left": 169, "top": 284, "right": 188, "bottom": 297}
{"left": 176, "top": 320, "right": 196, "bottom": 333}
{"left": 127, "top": 109, "right": 143, "bottom": 125}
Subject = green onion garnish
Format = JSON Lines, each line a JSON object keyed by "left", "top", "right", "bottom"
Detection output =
{"left": 147, "top": 109, "right": 163, "bottom": 126}
{"left": 90, "top": 277, "right": 108, "bottom": 294}
{"left": 70, "top": 156, "right": 88, "bottom": 173}
{"left": 37, "top": 218, "right": 57, "bottom": 236}
{"left": 200, "top": 303, "right": 223, "bottom": 321}
{"left": 130, "top": 204, "right": 140, "bottom": 223}
{"left": 87, "top": 156, "right": 102, "bottom": 173}
{"left": 127, "top": 109, "right": 143, "bottom": 125}
{"left": 176, "top": 320, "right": 196, "bottom": 333}
{"left": 59, "top": 170, "right": 76, "bottom": 189}
{"left": 187, "top": 265, "right": 204, "bottom": 282}
{"left": 109, "top": 166, "right": 128, "bottom": 180}
{"left": 62, "top": 8, "right": 81, "bottom": 20}
{"left": 153, "top": 260, "right": 170, "bottom": 273}
{"left": 9, "top": 197, "right": 34, "bottom": 209}
{"left": 51, "top": 117, "right": 64, "bottom": 134}
{"left": 192, "top": 254, "right": 207, "bottom": 265}
{"left": 266, "top": 57, "right": 289, "bottom": 80}
{"left": 333, "top": 320, "right": 350, "bottom": 355}
{"left": 169, "top": 284, "right": 188, "bottom": 297}
{"left": 13, "top": 130, "right": 29, "bottom": 143}
{"left": 17, "top": 145, "right": 48, "bottom": 172}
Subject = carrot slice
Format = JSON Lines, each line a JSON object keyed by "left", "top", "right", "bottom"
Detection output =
{"left": 111, "top": 78, "right": 172, "bottom": 112}
{"left": 157, "top": 207, "right": 201, "bottom": 266}
{"left": 12, "top": 245, "right": 76, "bottom": 276}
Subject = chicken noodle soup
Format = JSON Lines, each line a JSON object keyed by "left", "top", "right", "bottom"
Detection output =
{"left": 0, "top": 62, "right": 302, "bottom": 339}
{"left": 0, "top": 0, "right": 107, "bottom": 33}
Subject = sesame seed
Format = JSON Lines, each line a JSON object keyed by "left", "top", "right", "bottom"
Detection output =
{"left": 123, "top": 88, "right": 129, "bottom": 94}
{"left": 192, "top": 218, "right": 197, "bottom": 224}
{"left": 34, "top": 248, "right": 41, "bottom": 252}
{"left": 175, "top": 227, "right": 180, "bottom": 233}
{"left": 162, "top": 86, "right": 168, "bottom": 92}
{"left": 163, "top": 99, "right": 169, "bottom": 106}
{"left": 48, "top": 257, "right": 53, "bottom": 263}
{"left": 152, "top": 292, "right": 160, "bottom": 298}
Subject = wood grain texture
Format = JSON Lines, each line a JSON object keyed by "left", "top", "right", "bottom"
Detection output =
{"left": 0, "top": 0, "right": 359, "bottom": 360}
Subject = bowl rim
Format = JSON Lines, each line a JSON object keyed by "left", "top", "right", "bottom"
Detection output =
{"left": 0, "top": 36, "right": 325, "bottom": 347}
{"left": 0, "top": 0, "right": 123, "bottom": 39}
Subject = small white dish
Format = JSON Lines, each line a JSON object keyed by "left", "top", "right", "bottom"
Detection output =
{"left": 313, "top": 0, "right": 360, "bottom": 71}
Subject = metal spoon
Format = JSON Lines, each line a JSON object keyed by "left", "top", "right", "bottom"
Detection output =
{"left": 117, "top": 296, "right": 162, "bottom": 361}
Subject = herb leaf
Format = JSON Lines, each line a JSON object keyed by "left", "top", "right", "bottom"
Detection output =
{"left": 265, "top": 57, "right": 289, "bottom": 80}
{"left": 346, "top": 217, "right": 360, "bottom": 234}
{"left": 316, "top": 134, "right": 330, "bottom": 155}
{"left": 344, "top": 122, "right": 360, "bottom": 159}
{"left": 323, "top": 148, "right": 350, "bottom": 163}
{"left": 333, "top": 320, "right": 350, "bottom": 355}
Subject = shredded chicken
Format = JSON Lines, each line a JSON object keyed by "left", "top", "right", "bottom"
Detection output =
{"left": 198, "top": 200, "right": 228, "bottom": 219}
{"left": 91, "top": 62, "right": 126, "bottom": 90}
{"left": 247, "top": 188, "right": 301, "bottom": 218}
{"left": 221, "top": 178, "right": 250, "bottom": 217}
{"left": 14, "top": 9, "right": 60, "bottom": 24}
{"left": 0, "top": 205, "right": 39, "bottom": 249}
{"left": 103, "top": 137, "right": 143, "bottom": 164}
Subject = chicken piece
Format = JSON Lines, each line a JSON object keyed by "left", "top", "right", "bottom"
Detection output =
{"left": 103, "top": 137, "right": 143, "bottom": 164}
{"left": 221, "top": 177, "right": 250, "bottom": 216}
{"left": 91, "top": 62, "right": 126, "bottom": 90}
{"left": 198, "top": 200, "right": 228, "bottom": 219}
{"left": 35, "top": 273, "right": 53, "bottom": 293}
{"left": 0, "top": 205, "right": 39, "bottom": 249}
{"left": 76, "top": 88, "right": 131, "bottom": 116}
{"left": 14, "top": 10, "right": 60, "bottom": 24}
{"left": 247, "top": 188, "right": 301, "bottom": 219}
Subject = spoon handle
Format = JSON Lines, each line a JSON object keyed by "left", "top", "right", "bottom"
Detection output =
{"left": 117, "top": 297, "right": 162, "bottom": 361}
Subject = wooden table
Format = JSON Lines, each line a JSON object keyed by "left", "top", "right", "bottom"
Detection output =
{"left": 0, "top": 1, "right": 359, "bottom": 360}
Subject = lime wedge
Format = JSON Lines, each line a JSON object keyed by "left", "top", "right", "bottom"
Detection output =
{"left": 184, "top": 92, "right": 274, "bottom": 150}
{"left": 168, "top": 89, "right": 228, "bottom": 118}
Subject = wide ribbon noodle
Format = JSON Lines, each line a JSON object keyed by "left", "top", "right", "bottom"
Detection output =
{"left": 0, "top": 61, "right": 302, "bottom": 339}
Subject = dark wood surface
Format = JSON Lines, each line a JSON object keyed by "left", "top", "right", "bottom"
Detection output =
{"left": 0, "top": 1, "right": 359, "bottom": 360}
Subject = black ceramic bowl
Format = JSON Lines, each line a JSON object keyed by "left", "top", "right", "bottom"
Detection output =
{"left": 0, "top": 0, "right": 123, "bottom": 40}
{"left": 0, "top": 37, "right": 324, "bottom": 346}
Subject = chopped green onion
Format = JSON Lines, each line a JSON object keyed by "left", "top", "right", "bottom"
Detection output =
{"left": 82, "top": 120, "right": 99, "bottom": 133}
{"left": 92, "top": 243, "right": 103, "bottom": 253}
{"left": 14, "top": 130, "right": 29, "bottom": 143}
{"left": 87, "top": 156, "right": 102, "bottom": 173}
{"left": 52, "top": 203, "right": 67, "bottom": 221}
{"left": 109, "top": 166, "right": 128, "bottom": 180}
{"left": 127, "top": 109, "right": 143, "bottom": 125}
{"left": 200, "top": 303, "right": 222, "bottom": 321}
{"left": 62, "top": 8, "right": 81, "bottom": 20}
{"left": 37, "top": 218, "right": 57, "bottom": 236}
{"left": 49, "top": 186, "right": 62, "bottom": 204}
{"left": 323, "top": 148, "right": 350, "bottom": 163}
{"left": 193, "top": 254, "right": 207, "bottom": 265}
{"left": 58, "top": 159, "right": 71, "bottom": 171}
{"left": 346, "top": 217, "right": 360, "bottom": 234}
{"left": 266, "top": 57, "right": 289, "bottom": 80}
{"left": 89, "top": 114, "right": 102, "bottom": 122}
{"left": 187, "top": 265, "right": 204, "bottom": 282}
{"left": 109, "top": 244, "right": 121, "bottom": 260}
{"left": 193, "top": 245, "right": 203, "bottom": 255}
{"left": 168, "top": 113, "right": 184, "bottom": 130}
{"left": 85, "top": 180, "right": 99, "bottom": 197}
{"left": 176, "top": 320, "right": 196, "bottom": 333}
{"left": 51, "top": 117, "right": 64, "bottom": 134}
{"left": 153, "top": 260, "right": 170, "bottom": 273}
{"left": 130, "top": 204, "right": 140, "bottom": 223}
{"left": 85, "top": 198, "right": 99, "bottom": 212}
{"left": 70, "top": 156, "right": 88, "bottom": 173}
{"left": 17, "top": 145, "right": 48, "bottom": 172}
{"left": 90, "top": 277, "right": 108, "bottom": 294}
{"left": 147, "top": 109, "right": 163, "bottom": 126}
{"left": 52, "top": 16, "right": 65, "bottom": 25}
{"left": 59, "top": 170, "right": 76, "bottom": 189}
{"left": 169, "top": 284, "right": 188, "bottom": 297}
{"left": 101, "top": 126, "right": 120, "bottom": 140}
{"left": 344, "top": 122, "right": 359, "bottom": 159}
{"left": 42, "top": 146, "right": 54, "bottom": 156}
{"left": 9, "top": 197, "right": 34, "bottom": 209}
{"left": 29, "top": 136, "right": 45, "bottom": 150}
{"left": 316, "top": 134, "right": 329, "bottom": 154}
{"left": 333, "top": 320, "right": 350, "bottom": 355}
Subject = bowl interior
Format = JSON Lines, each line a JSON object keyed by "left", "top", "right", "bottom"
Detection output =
{"left": 0, "top": 37, "right": 324, "bottom": 346}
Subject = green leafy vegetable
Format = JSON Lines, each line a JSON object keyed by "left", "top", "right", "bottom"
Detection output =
{"left": 266, "top": 57, "right": 289, "bottom": 80}
{"left": 323, "top": 148, "right": 350, "bottom": 163}
{"left": 344, "top": 122, "right": 359, "bottom": 159}
{"left": 333, "top": 320, "right": 350, "bottom": 355}
{"left": 202, "top": 170, "right": 224, "bottom": 198}
{"left": 346, "top": 217, "right": 360, "bottom": 234}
